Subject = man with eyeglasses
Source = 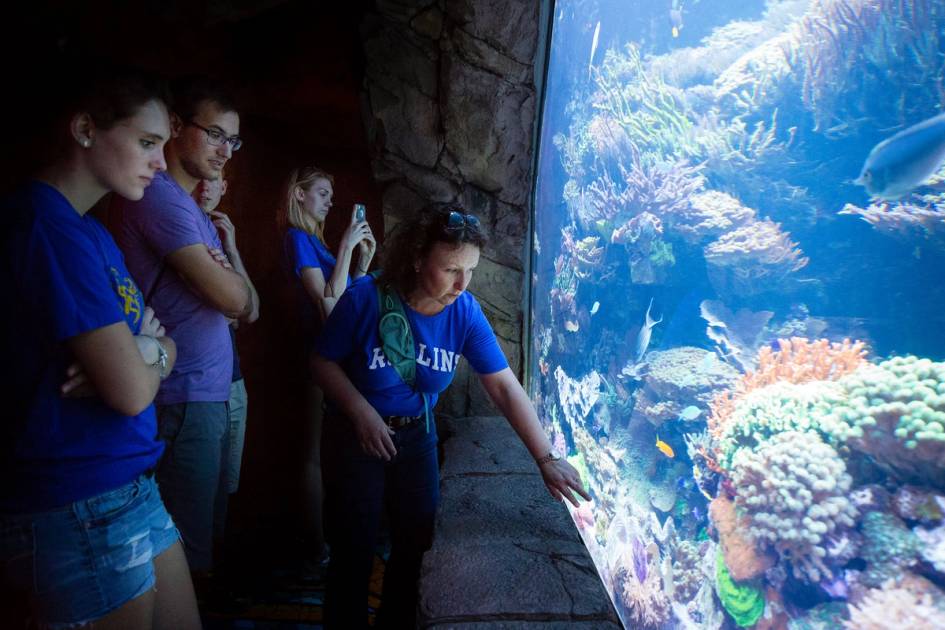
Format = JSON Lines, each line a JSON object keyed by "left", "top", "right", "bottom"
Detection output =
{"left": 111, "top": 77, "right": 256, "bottom": 582}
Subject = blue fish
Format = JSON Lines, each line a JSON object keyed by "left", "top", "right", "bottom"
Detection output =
{"left": 855, "top": 112, "right": 945, "bottom": 200}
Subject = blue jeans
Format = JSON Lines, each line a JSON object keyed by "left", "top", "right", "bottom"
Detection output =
{"left": 156, "top": 401, "right": 229, "bottom": 572}
{"left": 0, "top": 473, "right": 179, "bottom": 628}
{"left": 322, "top": 414, "right": 440, "bottom": 629}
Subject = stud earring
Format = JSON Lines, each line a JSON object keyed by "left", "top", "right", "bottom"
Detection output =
{"left": 82, "top": 139, "right": 91, "bottom": 148}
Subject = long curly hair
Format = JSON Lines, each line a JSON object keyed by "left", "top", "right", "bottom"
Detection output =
{"left": 379, "top": 203, "right": 488, "bottom": 297}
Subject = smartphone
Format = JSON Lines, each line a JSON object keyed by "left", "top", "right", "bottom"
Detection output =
{"left": 354, "top": 203, "right": 366, "bottom": 222}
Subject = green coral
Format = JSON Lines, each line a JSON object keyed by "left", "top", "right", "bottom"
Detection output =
{"left": 715, "top": 548, "right": 765, "bottom": 628}
{"left": 648, "top": 239, "right": 675, "bottom": 267}
{"left": 717, "top": 380, "right": 847, "bottom": 469}
{"left": 859, "top": 511, "right": 921, "bottom": 587}
{"left": 824, "top": 357, "right": 945, "bottom": 488}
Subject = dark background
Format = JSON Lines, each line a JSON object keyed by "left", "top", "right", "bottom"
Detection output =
{"left": 1, "top": 0, "right": 384, "bottom": 566}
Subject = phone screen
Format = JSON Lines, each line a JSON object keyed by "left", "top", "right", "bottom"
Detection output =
{"left": 355, "top": 203, "right": 366, "bottom": 221}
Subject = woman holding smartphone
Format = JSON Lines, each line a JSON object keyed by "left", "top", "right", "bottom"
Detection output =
{"left": 282, "top": 166, "right": 376, "bottom": 568}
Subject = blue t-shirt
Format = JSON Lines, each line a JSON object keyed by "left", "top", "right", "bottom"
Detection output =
{"left": 284, "top": 227, "right": 350, "bottom": 343}
{"left": 0, "top": 182, "right": 163, "bottom": 512}
{"left": 315, "top": 275, "right": 508, "bottom": 417}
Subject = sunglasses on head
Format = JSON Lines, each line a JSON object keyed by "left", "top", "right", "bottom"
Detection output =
{"left": 444, "top": 210, "right": 481, "bottom": 231}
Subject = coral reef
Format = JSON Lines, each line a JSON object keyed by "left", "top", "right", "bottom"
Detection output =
{"left": 703, "top": 219, "right": 809, "bottom": 297}
{"left": 826, "top": 356, "right": 945, "bottom": 489}
{"left": 708, "top": 337, "right": 868, "bottom": 456}
{"left": 629, "top": 347, "right": 740, "bottom": 428}
{"left": 859, "top": 511, "right": 920, "bottom": 587}
{"left": 916, "top": 523, "right": 945, "bottom": 573}
{"left": 669, "top": 190, "right": 756, "bottom": 245}
{"left": 730, "top": 431, "right": 858, "bottom": 582}
{"left": 891, "top": 485, "right": 945, "bottom": 525}
{"left": 844, "top": 577, "right": 945, "bottom": 630}
{"left": 715, "top": 548, "right": 765, "bottom": 628}
{"left": 554, "top": 366, "right": 602, "bottom": 427}
{"left": 709, "top": 496, "right": 776, "bottom": 581}
{"left": 840, "top": 195, "right": 945, "bottom": 247}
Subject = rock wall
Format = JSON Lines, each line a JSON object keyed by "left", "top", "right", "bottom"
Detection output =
{"left": 361, "top": 0, "right": 540, "bottom": 415}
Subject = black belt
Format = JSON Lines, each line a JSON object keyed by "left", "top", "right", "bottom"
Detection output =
{"left": 383, "top": 414, "right": 423, "bottom": 429}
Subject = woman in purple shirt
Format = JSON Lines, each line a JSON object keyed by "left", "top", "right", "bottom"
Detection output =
{"left": 283, "top": 165, "right": 376, "bottom": 567}
{"left": 0, "top": 65, "right": 199, "bottom": 629}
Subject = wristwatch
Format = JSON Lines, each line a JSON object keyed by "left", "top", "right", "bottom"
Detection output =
{"left": 536, "top": 449, "right": 562, "bottom": 466}
{"left": 149, "top": 337, "right": 169, "bottom": 380}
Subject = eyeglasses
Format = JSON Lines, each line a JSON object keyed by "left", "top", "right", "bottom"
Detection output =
{"left": 444, "top": 210, "right": 481, "bottom": 232}
{"left": 187, "top": 121, "right": 243, "bottom": 151}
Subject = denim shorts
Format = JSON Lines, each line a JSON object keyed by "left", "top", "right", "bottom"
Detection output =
{"left": 0, "top": 473, "right": 181, "bottom": 628}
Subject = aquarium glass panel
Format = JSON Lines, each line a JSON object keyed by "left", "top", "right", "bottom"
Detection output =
{"left": 529, "top": 1, "right": 945, "bottom": 627}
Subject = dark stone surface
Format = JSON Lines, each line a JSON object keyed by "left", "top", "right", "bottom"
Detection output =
{"left": 360, "top": 0, "right": 539, "bottom": 416}
{"left": 419, "top": 416, "right": 621, "bottom": 629}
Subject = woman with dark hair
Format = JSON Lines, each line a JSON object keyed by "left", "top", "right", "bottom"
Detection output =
{"left": 282, "top": 165, "right": 376, "bottom": 568}
{"left": 312, "top": 204, "right": 588, "bottom": 629}
{"left": 0, "top": 65, "right": 200, "bottom": 629}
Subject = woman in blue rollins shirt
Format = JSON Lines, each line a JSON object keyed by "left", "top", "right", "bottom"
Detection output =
{"left": 312, "top": 205, "right": 589, "bottom": 629}
{"left": 0, "top": 66, "right": 200, "bottom": 629}
{"left": 283, "top": 165, "right": 377, "bottom": 567}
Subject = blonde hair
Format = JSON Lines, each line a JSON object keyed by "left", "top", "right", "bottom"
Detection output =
{"left": 284, "top": 166, "right": 334, "bottom": 240}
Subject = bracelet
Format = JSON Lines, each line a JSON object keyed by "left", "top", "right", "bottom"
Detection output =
{"left": 536, "top": 450, "right": 562, "bottom": 466}
{"left": 141, "top": 335, "right": 169, "bottom": 379}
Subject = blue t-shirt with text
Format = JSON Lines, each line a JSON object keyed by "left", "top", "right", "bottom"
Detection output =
{"left": 315, "top": 275, "right": 508, "bottom": 417}
{"left": 0, "top": 182, "right": 163, "bottom": 512}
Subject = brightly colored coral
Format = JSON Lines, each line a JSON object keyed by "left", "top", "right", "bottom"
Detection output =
{"left": 709, "top": 496, "right": 776, "bottom": 581}
{"left": 730, "top": 431, "right": 858, "bottom": 582}
{"left": 715, "top": 548, "right": 765, "bottom": 628}
{"left": 708, "top": 337, "right": 868, "bottom": 451}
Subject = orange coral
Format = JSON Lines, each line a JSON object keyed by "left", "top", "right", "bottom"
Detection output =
{"left": 708, "top": 337, "right": 868, "bottom": 442}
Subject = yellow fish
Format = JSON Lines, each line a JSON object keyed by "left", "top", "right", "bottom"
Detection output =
{"left": 672, "top": 26, "right": 679, "bottom": 38}
{"left": 565, "top": 320, "right": 580, "bottom": 332}
{"left": 656, "top": 435, "right": 675, "bottom": 458}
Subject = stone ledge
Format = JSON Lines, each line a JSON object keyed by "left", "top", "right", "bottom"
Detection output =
{"left": 419, "top": 416, "right": 620, "bottom": 629}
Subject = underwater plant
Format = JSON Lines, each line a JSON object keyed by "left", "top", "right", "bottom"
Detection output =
{"left": 714, "top": 548, "right": 765, "bottom": 628}
{"left": 840, "top": 194, "right": 945, "bottom": 248}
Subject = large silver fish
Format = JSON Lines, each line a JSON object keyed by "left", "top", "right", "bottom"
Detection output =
{"left": 588, "top": 21, "right": 601, "bottom": 77}
{"left": 634, "top": 298, "right": 662, "bottom": 362}
{"left": 854, "top": 112, "right": 945, "bottom": 200}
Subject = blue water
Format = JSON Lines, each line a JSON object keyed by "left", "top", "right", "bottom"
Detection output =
{"left": 531, "top": 1, "right": 945, "bottom": 627}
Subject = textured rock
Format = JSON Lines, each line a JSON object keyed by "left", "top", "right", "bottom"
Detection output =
{"left": 420, "top": 416, "right": 620, "bottom": 628}
{"left": 442, "top": 55, "right": 535, "bottom": 205}
{"left": 445, "top": 0, "right": 539, "bottom": 64}
{"left": 361, "top": 0, "right": 539, "bottom": 415}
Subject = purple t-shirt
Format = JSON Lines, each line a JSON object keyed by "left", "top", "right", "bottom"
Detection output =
{"left": 112, "top": 171, "right": 232, "bottom": 404}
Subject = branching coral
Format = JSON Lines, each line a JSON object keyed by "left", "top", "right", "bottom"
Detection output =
{"left": 825, "top": 356, "right": 945, "bottom": 489}
{"left": 669, "top": 190, "right": 756, "bottom": 245}
{"left": 730, "top": 431, "right": 858, "bottom": 583}
{"left": 844, "top": 578, "right": 945, "bottom": 630}
{"left": 840, "top": 195, "right": 945, "bottom": 247}
{"left": 561, "top": 225, "right": 605, "bottom": 279}
{"left": 553, "top": 366, "right": 602, "bottom": 427}
{"left": 703, "top": 218, "right": 809, "bottom": 297}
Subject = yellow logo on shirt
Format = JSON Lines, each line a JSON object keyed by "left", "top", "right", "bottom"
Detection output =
{"left": 109, "top": 267, "right": 142, "bottom": 326}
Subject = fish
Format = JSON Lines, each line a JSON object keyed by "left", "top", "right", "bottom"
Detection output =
{"left": 590, "top": 301, "right": 600, "bottom": 315}
{"left": 565, "top": 320, "right": 580, "bottom": 332}
{"left": 634, "top": 298, "right": 663, "bottom": 362}
{"left": 854, "top": 112, "right": 945, "bottom": 200}
{"left": 678, "top": 405, "right": 702, "bottom": 421}
{"left": 670, "top": 0, "right": 683, "bottom": 38}
{"left": 588, "top": 20, "right": 601, "bottom": 77}
{"left": 656, "top": 435, "right": 675, "bottom": 458}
